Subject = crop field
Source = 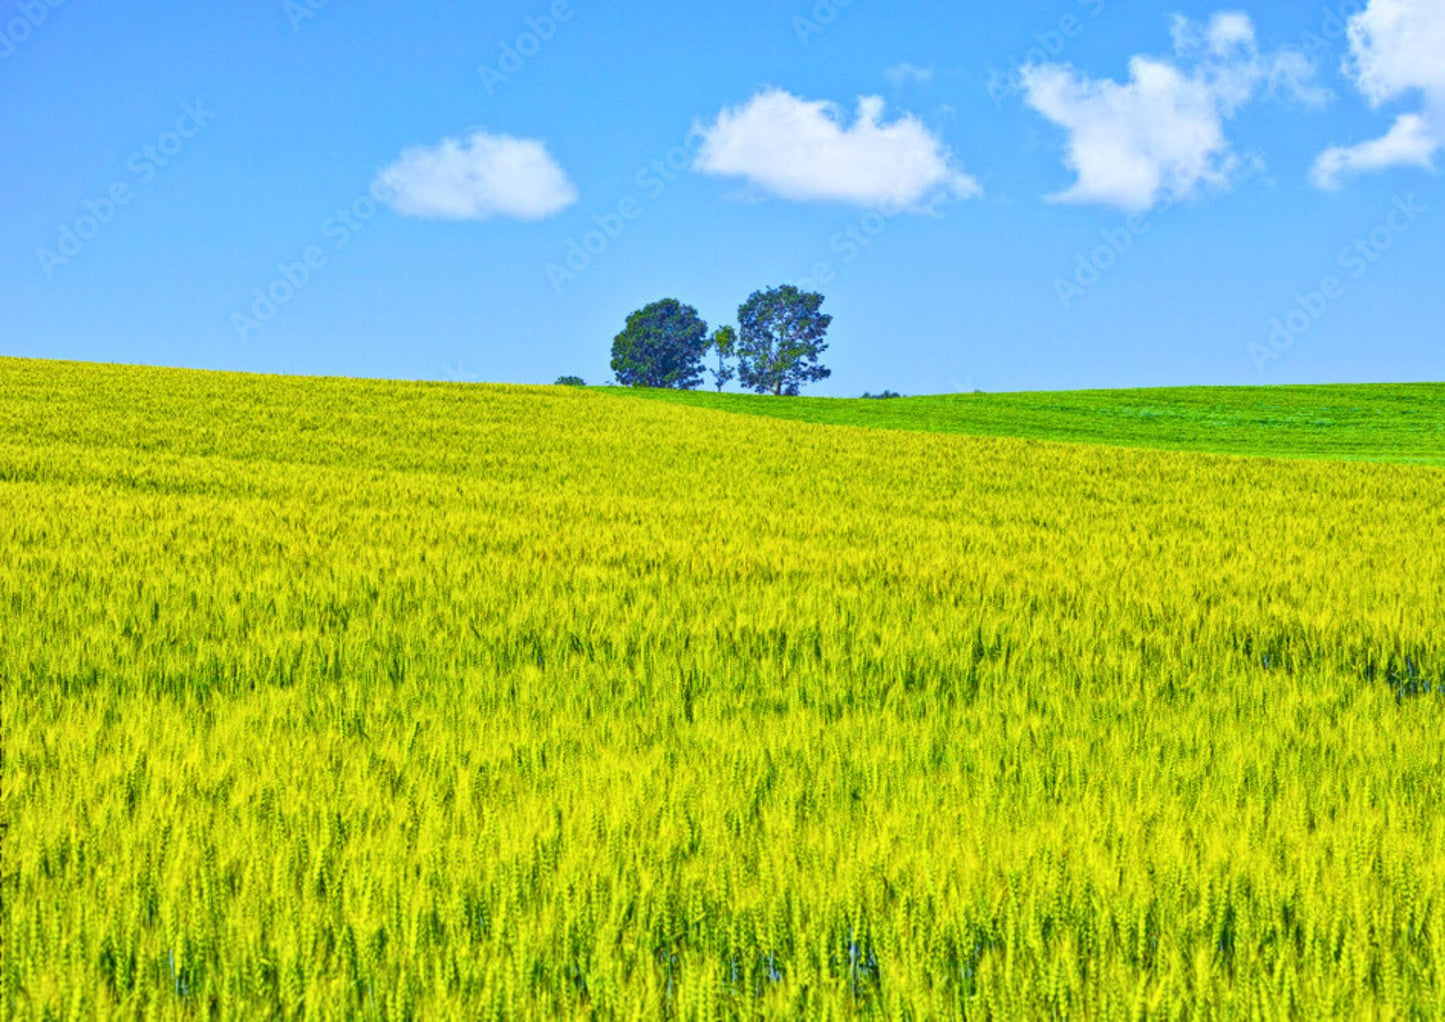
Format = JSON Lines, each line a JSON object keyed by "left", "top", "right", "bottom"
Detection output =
{"left": 3, "top": 357, "right": 1445, "bottom": 1018}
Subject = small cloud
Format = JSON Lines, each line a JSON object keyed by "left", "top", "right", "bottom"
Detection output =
{"left": 1310, "top": 0, "right": 1444, "bottom": 189}
{"left": 1022, "top": 12, "right": 1322, "bottom": 212}
{"left": 376, "top": 131, "right": 578, "bottom": 221}
{"left": 693, "top": 89, "right": 980, "bottom": 210}
{"left": 1313, "top": 113, "right": 1437, "bottom": 189}
{"left": 885, "top": 63, "right": 935, "bottom": 87}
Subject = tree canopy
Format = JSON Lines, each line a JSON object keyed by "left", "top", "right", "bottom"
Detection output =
{"left": 709, "top": 326, "right": 737, "bottom": 393}
{"left": 610, "top": 300, "right": 710, "bottom": 390}
{"left": 735, "top": 286, "right": 832, "bottom": 396}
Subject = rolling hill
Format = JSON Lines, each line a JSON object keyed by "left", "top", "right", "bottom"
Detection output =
{"left": 611, "top": 382, "right": 1445, "bottom": 465}
{"left": 4, "top": 357, "right": 1444, "bottom": 1017}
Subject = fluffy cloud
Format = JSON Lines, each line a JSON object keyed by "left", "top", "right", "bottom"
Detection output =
{"left": 1313, "top": 113, "right": 1437, "bottom": 187}
{"left": 1312, "top": 0, "right": 1444, "bottom": 189}
{"left": 693, "top": 89, "right": 980, "bottom": 210}
{"left": 376, "top": 131, "right": 578, "bottom": 221}
{"left": 1022, "top": 13, "right": 1320, "bottom": 212}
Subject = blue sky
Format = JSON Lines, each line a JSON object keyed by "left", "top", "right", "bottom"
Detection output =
{"left": 3, "top": 0, "right": 1441, "bottom": 395}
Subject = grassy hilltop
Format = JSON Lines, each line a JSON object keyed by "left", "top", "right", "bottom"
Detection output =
{"left": 3, "top": 357, "right": 1445, "bottom": 1018}
{"left": 611, "top": 382, "right": 1445, "bottom": 465}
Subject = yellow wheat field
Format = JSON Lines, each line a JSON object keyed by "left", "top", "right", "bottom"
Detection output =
{"left": 2, "top": 359, "right": 1444, "bottom": 1018}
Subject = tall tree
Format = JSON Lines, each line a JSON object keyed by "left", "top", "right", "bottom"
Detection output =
{"left": 610, "top": 300, "right": 710, "bottom": 389}
{"left": 709, "top": 326, "right": 737, "bottom": 392}
{"left": 735, "top": 286, "right": 833, "bottom": 396}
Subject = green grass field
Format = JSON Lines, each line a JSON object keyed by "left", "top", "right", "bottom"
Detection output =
{"left": 609, "top": 383, "right": 1445, "bottom": 465}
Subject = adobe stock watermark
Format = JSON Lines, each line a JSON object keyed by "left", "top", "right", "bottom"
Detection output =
{"left": 37, "top": 102, "right": 215, "bottom": 279}
{"left": 440, "top": 360, "right": 485, "bottom": 384}
{"left": 984, "top": 0, "right": 1107, "bottom": 109}
{"left": 477, "top": 0, "right": 574, "bottom": 96}
{"left": 544, "top": 126, "right": 705, "bottom": 293}
{"left": 796, "top": 194, "right": 950, "bottom": 294}
{"left": 793, "top": 0, "right": 857, "bottom": 48}
{"left": 1051, "top": 200, "right": 1175, "bottom": 311}
{"left": 281, "top": 0, "right": 332, "bottom": 32}
{"left": 1295, "top": 0, "right": 1367, "bottom": 62}
{"left": 229, "top": 178, "right": 395, "bottom": 342}
{"left": 0, "top": 0, "right": 66, "bottom": 60}
{"left": 1251, "top": 195, "right": 1427, "bottom": 371}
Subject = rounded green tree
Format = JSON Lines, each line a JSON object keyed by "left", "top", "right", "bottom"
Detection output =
{"left": 610, "top": 300, "right": 709, "bottom": 389}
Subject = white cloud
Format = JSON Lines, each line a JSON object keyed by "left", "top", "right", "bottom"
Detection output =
{"left": 1311, "top": 0, "right": 1444, "bottom": 189}
{"left": 1022, "top": 12, "right": 1320, "bottom": 212}
{"left": 885, "top": 63, "right": 936, "bottom": 87}
{"left": 693, "top": 89, "right": 980, "bottom": 210}
{"left": 1346, "top": 0, "right": 1445, "bottom": 102}
{"left": 1313, "top": 113, "right": 1437, "bottom": 188}
{"left": 1205, "top": 11, "right": 1257, "bottom": 53}
{"left": 376, "top": 131, "right": 578, "bottom": 221}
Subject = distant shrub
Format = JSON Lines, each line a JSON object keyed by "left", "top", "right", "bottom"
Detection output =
{"left": 861, "top": 391, "right": 902, "bottom": 400}
{"left": 555, "top": 376, "right": 587, "bottom": 387}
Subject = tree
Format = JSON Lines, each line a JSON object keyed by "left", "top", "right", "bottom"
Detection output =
{"left": 708, "top": 326, "right": 737, "bottom": 392}
{"left": 735, "top": 286, "right": 832, "bottom": 396}
{"left": 610, "top": 300, "right": 709, "bottom": 389}
{"left": 554, "top": 375, "right": 587, "bottom": 387}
